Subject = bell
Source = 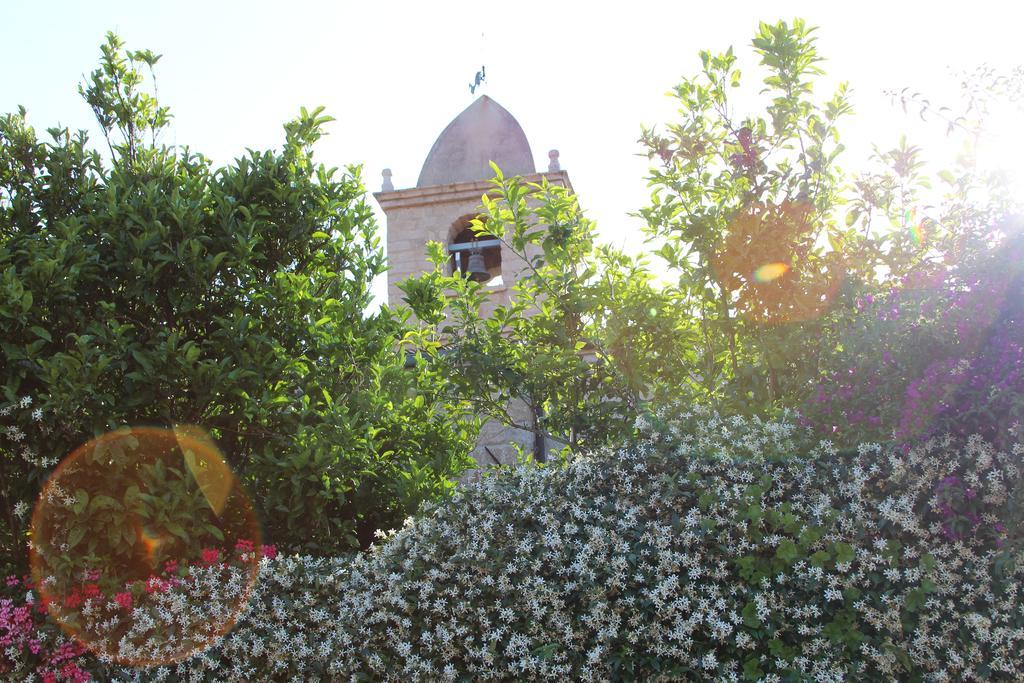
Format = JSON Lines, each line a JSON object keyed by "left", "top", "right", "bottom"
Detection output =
{"left": 465, "top": 249, "right": 490, "bottom": 282}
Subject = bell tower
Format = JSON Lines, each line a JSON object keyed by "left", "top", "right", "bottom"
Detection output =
{"left": 375, "top": 95, "right": 572, "bottom": 310}
{"left": 374, "top": 95, "right": 573, "bottom": 472}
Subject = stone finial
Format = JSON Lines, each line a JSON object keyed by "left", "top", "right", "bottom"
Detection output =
{"left": 547, "top": 149, "right": 560, "bottom": 172}
{"left": 381, "top": 168, "right": 394, "bottom": 192}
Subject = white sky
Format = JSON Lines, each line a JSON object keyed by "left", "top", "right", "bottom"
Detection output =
{"left": 3, "top": 1, "right": 1021, "bottom": 302}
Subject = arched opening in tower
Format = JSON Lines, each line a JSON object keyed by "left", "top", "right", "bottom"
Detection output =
{"left": 447, "top": 217, "right": 502, "bottom": 286}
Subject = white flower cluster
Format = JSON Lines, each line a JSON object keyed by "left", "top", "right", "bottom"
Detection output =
{"left": 1, "top": 395, "right": 58, "bottom": 469}
{"left": 89, "top": 564, "right": 258, "bottom": 667}
{"left": 16, "top": 409, "right": 1024, "bottom": 681}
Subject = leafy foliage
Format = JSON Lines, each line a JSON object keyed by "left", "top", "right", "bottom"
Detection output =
{"left": 638, "top": 20, "right": 855, "bottom": 414}
{"left": 400, "top": 167, "right": 690, "bottom": 456}
{"left": 637, "top": 19, "right": 1022, "bottom": 430}
{"left": 0, "top": 33, "right": 476, "bottom": 573}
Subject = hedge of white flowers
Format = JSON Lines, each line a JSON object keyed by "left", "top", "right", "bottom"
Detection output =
{"left": 10, "top": 407, "right": 1024, "bottom": 681}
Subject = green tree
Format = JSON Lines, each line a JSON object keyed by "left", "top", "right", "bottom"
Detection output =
{"left": 639, "top": 19, "right": 860, "bottom": 414}
{"left": 0, "top": 33, "right": 476, "bottom": 572}
{"left": 400, "top": 167, "right": 691, "bottom": 458}
{"left": 639, "top": 20, "right": 1021, "bottom": 418}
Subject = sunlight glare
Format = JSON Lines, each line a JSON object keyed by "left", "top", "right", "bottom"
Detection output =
{"left": 753, "top": 262, "right": 790, "bottom": 283}
{"left": 976, "top": 104, "right": 1024, "bottom": 202}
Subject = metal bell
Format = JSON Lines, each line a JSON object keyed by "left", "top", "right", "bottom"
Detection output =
{"left": 465, "top": 249, "right": 490, "bottom": 282}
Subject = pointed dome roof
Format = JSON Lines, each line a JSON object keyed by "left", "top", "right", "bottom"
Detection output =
{"left": 417, "top": 95, "right": 536, "bottom": 187}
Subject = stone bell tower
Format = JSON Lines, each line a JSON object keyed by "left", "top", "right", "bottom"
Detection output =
{"left": 374, "top": 94, "right": 573, "bottom": 470}
{"left": 375, "top": 95, "right": 572, "bottom": 312}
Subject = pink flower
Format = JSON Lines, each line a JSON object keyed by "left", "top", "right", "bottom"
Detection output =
{"left": 114, "top": 592, "right": 133, "bottom": 610}
{"left": 235, "top": 538, "right": 254, "bottom": 555}
{"left": 260, "top": 544, "right": 277, "bottom": 560}
{"left": 61, "top": 663, "right": 89, "bottom": 683}
{"left": 50, "top": 640, "right": 86, "bottom": 664}
{"left": 201, "top": 547, "right": 221, "bottom": 565}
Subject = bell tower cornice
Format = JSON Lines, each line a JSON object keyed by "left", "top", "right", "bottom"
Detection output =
{"left": 374, "top": 170, "right": 572, "bottom": 212}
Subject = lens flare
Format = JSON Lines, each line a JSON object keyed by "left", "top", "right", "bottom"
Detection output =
{"left": 712, "top": 201, "right": 844, "bottom": 324}
{"left": 139, "top": 528, "right": 168, "bottom": 566}
{"left": 752, "top": 262, "right": 790, "bottom": 283}
{"left": 909, "top": 224, "right": 923, "bottom": 246}
{"left": 30, "top": 427, "right": 261, "bottom": 667}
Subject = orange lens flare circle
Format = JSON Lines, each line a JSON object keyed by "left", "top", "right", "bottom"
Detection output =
{"left": 29, "top": 427, "right": 261, "bottom": 667}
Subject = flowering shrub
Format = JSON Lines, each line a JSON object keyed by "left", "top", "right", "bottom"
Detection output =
{"left": 3, "top": 408, "right": 1017, "bottom": 680}
{"left": 1, "top": 579, "right": 98, "bottom": 682}
{"left": 803, "top": 228, "right": 1024, "bottom": 448}
{"left": 1, "top": 541, "right": 276, "bottom": 679}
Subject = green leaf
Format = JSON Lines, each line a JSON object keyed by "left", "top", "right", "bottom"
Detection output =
{"left": 165, "top": 522, "right": 189, "bottom": 541}
{"left": 809, "top": 550, "right": 831, "bottom": 567}
{"left": 184, "top": 344, "right": 201, "bottom": 363}
{"left": 743, "top": 657, "right": 763, "bottom": 680}
{"left": 130, "top": 349, "right": 154, "bottom": 373}
{"left": 745, "top": 503, "right": 762, "bottom": 523}
{"left": 799, "top": 525, "right": 823, "bottom": 546}
{"left": 904, "top": 587, "right": 926, "bottom": 612}
{"left": 72, "top": 489, "right": 90, "bottom": 515}
{"left": 89, "top": 494, "right": 122, "bottom": 512}
{"left": 742, "top": 600, "right": 762, "bottom": 629}
{"left": 775, "top": 538, "right": 799, "bottom": 563}
{"left": 67, "top": 526, "right": 86, "bottom": 550}
{"left": 30, "top": 326, "right": 52, "bottom": 342}
{"left": 833, "top": 542, "right": 855, "bottom": 564}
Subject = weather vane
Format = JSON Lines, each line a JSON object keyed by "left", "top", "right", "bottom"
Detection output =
{"left": 469, "top": 65, "right": 486, "bottom": 95}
